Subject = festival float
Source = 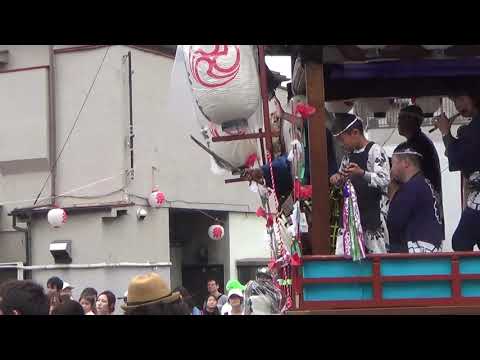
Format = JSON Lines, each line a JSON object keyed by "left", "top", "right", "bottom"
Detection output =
{"left": 175, "top": 44, "right": 480, "bottom": 314}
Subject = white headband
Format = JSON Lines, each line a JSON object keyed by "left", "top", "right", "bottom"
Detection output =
{"left": 333, "top": 117, "right": 360, "bottom": 137}
{"left": 393, "top": 149, "right": 423, "bottom": 158}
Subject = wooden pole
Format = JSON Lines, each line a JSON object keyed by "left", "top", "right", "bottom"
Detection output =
{"left": 258, "top": 45, "right": 274, "bottom": 158}
{"left": 305, "top": 62, "right": 331, "bottom": 255}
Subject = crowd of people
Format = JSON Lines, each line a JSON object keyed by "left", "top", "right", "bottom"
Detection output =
{"left": 0, "top": 267, "right": 283, "bottom": 316}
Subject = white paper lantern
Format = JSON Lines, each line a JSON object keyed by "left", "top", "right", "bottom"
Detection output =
{"left": 358, "top": 98, "right": 392, "bottom": 115}
{"left": 414, "top": 97, "right": 442, "bottom": 117}
{"left": 47, "top": 208, "right": 67, "bottom": 228}
{"left": 148, "top": 190, "right": 166, "bottom": 208}
{"left": 183, "top": 45, "right": 260, "bottom": 127}
{"left": 325, "top": 100, "right": 355, "bottom": 114}
{"left": 208, "top": 224, "right": 225, "bottom": 241}
{"left": 207, "top": 122, "right": 259, "bottom": 170}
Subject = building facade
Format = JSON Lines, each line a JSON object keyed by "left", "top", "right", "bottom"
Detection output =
{"left": 0, "top": 45, "right": 274, "bottom": 311}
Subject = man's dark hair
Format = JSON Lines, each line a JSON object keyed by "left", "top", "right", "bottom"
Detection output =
{"left": 332, "top": 113, "right": 364, "bottom": 136}
{"left": 124, "top": 298, "right": 191, "bottom": 316}
{"left": 0, "top": 280, "right": 49, "bottom": 315}
{"left": 400, "top": 105, "right": 424, "bottom": 127}
{"left": 448, "top": 87, "right": 480, "bottom": 109}
{"left": 46, "top": 276, "right": 63, "bottom": 291}
{"left": 51, "top": 299, "right": 84, "bottom": 315}
{"left": 207, "top": 279, "right": 218, "bottom": 285}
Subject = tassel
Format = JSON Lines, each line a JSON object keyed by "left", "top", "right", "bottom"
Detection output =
{"left": 342, "top": 180, "right": 366, "bottom": 261}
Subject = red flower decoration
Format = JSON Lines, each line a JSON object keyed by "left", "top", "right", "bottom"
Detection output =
{"left": 256, "top": 207, "right": 267, "bottom": 218}
{"left": 294, "top": 180, "right": 312, "bottom": 200}
{"left": 266, "top": 215, "right": 274, "bottom": 228}
{"left": 290, "top": 253, "right": 302, "bottom": 267}
{"left": 295, "top": 103, "right": 316, "bottom": 118}
{"left": 244, "top": 153, "right": 257, "bottom": 168}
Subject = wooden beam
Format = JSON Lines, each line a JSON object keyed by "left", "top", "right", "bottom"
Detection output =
{"left": 211, "top": 132, "right": 266, "bottom": 142}
{"left": 305, "top": 62, "right": 331, "bottom": 255}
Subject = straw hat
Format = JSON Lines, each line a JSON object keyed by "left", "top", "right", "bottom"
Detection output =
{"left": 121, "top": 273, "right": 180, "bottom": 310}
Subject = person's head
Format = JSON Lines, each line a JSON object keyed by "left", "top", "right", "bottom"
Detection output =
{"left": 227, "top": 288, "right": 244, "bottom": 308}
{"left": 391, "top": 145, "right": 422, "bottom": 183}
{"left": 60, "top": 281, "right": 74, "bottom": 299}
{"left": 207, "top": 279, "right": 220, "bottom": 295}
{"left": 205, "top": 294, "right": 218, "bottom": 311}
{"left": 256, "top": 267, "right": 273, "bottom": 283}
{"left": 79, "top": 287, "right": 97, "bottom": 314}
{"left": 398, "top": 105, "right": 424, "bottom": 139}
{"left": 96, "top": 291, "right": 116, "bottom": 315}
{"left": 79, "top": 294, "right": 96, "bottom": 314}
{"left": 0, "top": 280, "right": 49, "bottom": 315}
{"left": 450, "top": 94, "right": 480, "bottom": 118}
{"left": 173, "top": 286, "right": 195, "bottom": 312}
{"left": 46, "top": 276, "right": 63, "bottom": 294}
{"left": 332, "top": 114, "right": 366, "bottom": 152}
{"left": 51, "top": 299, "right": 84, "bottom": 315}
{"left": 122, "top": 273, "right": 190, "bottom": 315}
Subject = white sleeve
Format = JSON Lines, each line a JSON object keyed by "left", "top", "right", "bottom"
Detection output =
{"left": 363, "top": 144, "right": 390, "bottom": 192}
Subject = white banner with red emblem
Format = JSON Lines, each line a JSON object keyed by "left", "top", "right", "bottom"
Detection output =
{"left": 168, "top": 45, "right": 262, "bottom": 175}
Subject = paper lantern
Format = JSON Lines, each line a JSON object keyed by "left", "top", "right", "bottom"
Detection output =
{"left": 414, "top": 97, "right": 442, "bottom": 117}
{"left": 47, "top": 208, "right": 68, "bottom": 228}
{"left": 148, "top": 190, "right": 166, "bottom": 208}
{"left": 208, "top": 224, "right": 224, "bottom": 241}
{"left": 183, "top": 45, "right": 260, "bottom": 128}
{"left": 325, "top": 100, "right": 354, "bottom": 114}
{"left": 207, "top": 121, "right": 259, "bottom": 170}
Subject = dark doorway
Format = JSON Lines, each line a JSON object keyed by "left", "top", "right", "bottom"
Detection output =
{"left": 182, "top": 264, "right": 224, "bottom": 309}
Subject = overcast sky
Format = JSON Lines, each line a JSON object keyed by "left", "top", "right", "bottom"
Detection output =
{"left": 265, "top": 56, "right": 291, "bottom": 86}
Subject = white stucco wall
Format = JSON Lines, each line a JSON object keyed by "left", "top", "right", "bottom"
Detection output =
{"left": 228, "top": 212, "right": 270, "bottom": 280}
{"left": 0, "top": 45, "right": 279, "bottom": 294}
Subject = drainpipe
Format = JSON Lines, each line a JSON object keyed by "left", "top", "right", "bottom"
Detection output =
{"left": 12, "top": 215, "right": 32, "bottom": 279}
{"left": 48, "top": 45, "right": 57, "bottom": 204}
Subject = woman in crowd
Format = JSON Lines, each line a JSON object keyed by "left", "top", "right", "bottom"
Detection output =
{"left": 96, "top": 290, "right": 116, "bottom": 315}
{"left": 202, "top": 294, "right": 220, "bottom": 315}
{"left": 79, "top": 288, "right": 97, "bottom": 315}
{"left": 174, "top": 286, "right": 202, "bottom": 315}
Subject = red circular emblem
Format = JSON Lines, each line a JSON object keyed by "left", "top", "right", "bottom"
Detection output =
{"left": 189, "top": 45, "right": 240, "bottom": 88}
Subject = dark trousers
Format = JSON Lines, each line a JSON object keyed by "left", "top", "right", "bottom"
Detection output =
{"left": 452, "top": 208, "right": 480, "bottom": 251}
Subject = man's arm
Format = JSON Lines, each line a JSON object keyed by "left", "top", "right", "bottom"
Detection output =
{"left": 443, "top": 132, "right": 478, "bottom": 172}
{"left": 364, "top": 145, "right": 390, "bottom": 190}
